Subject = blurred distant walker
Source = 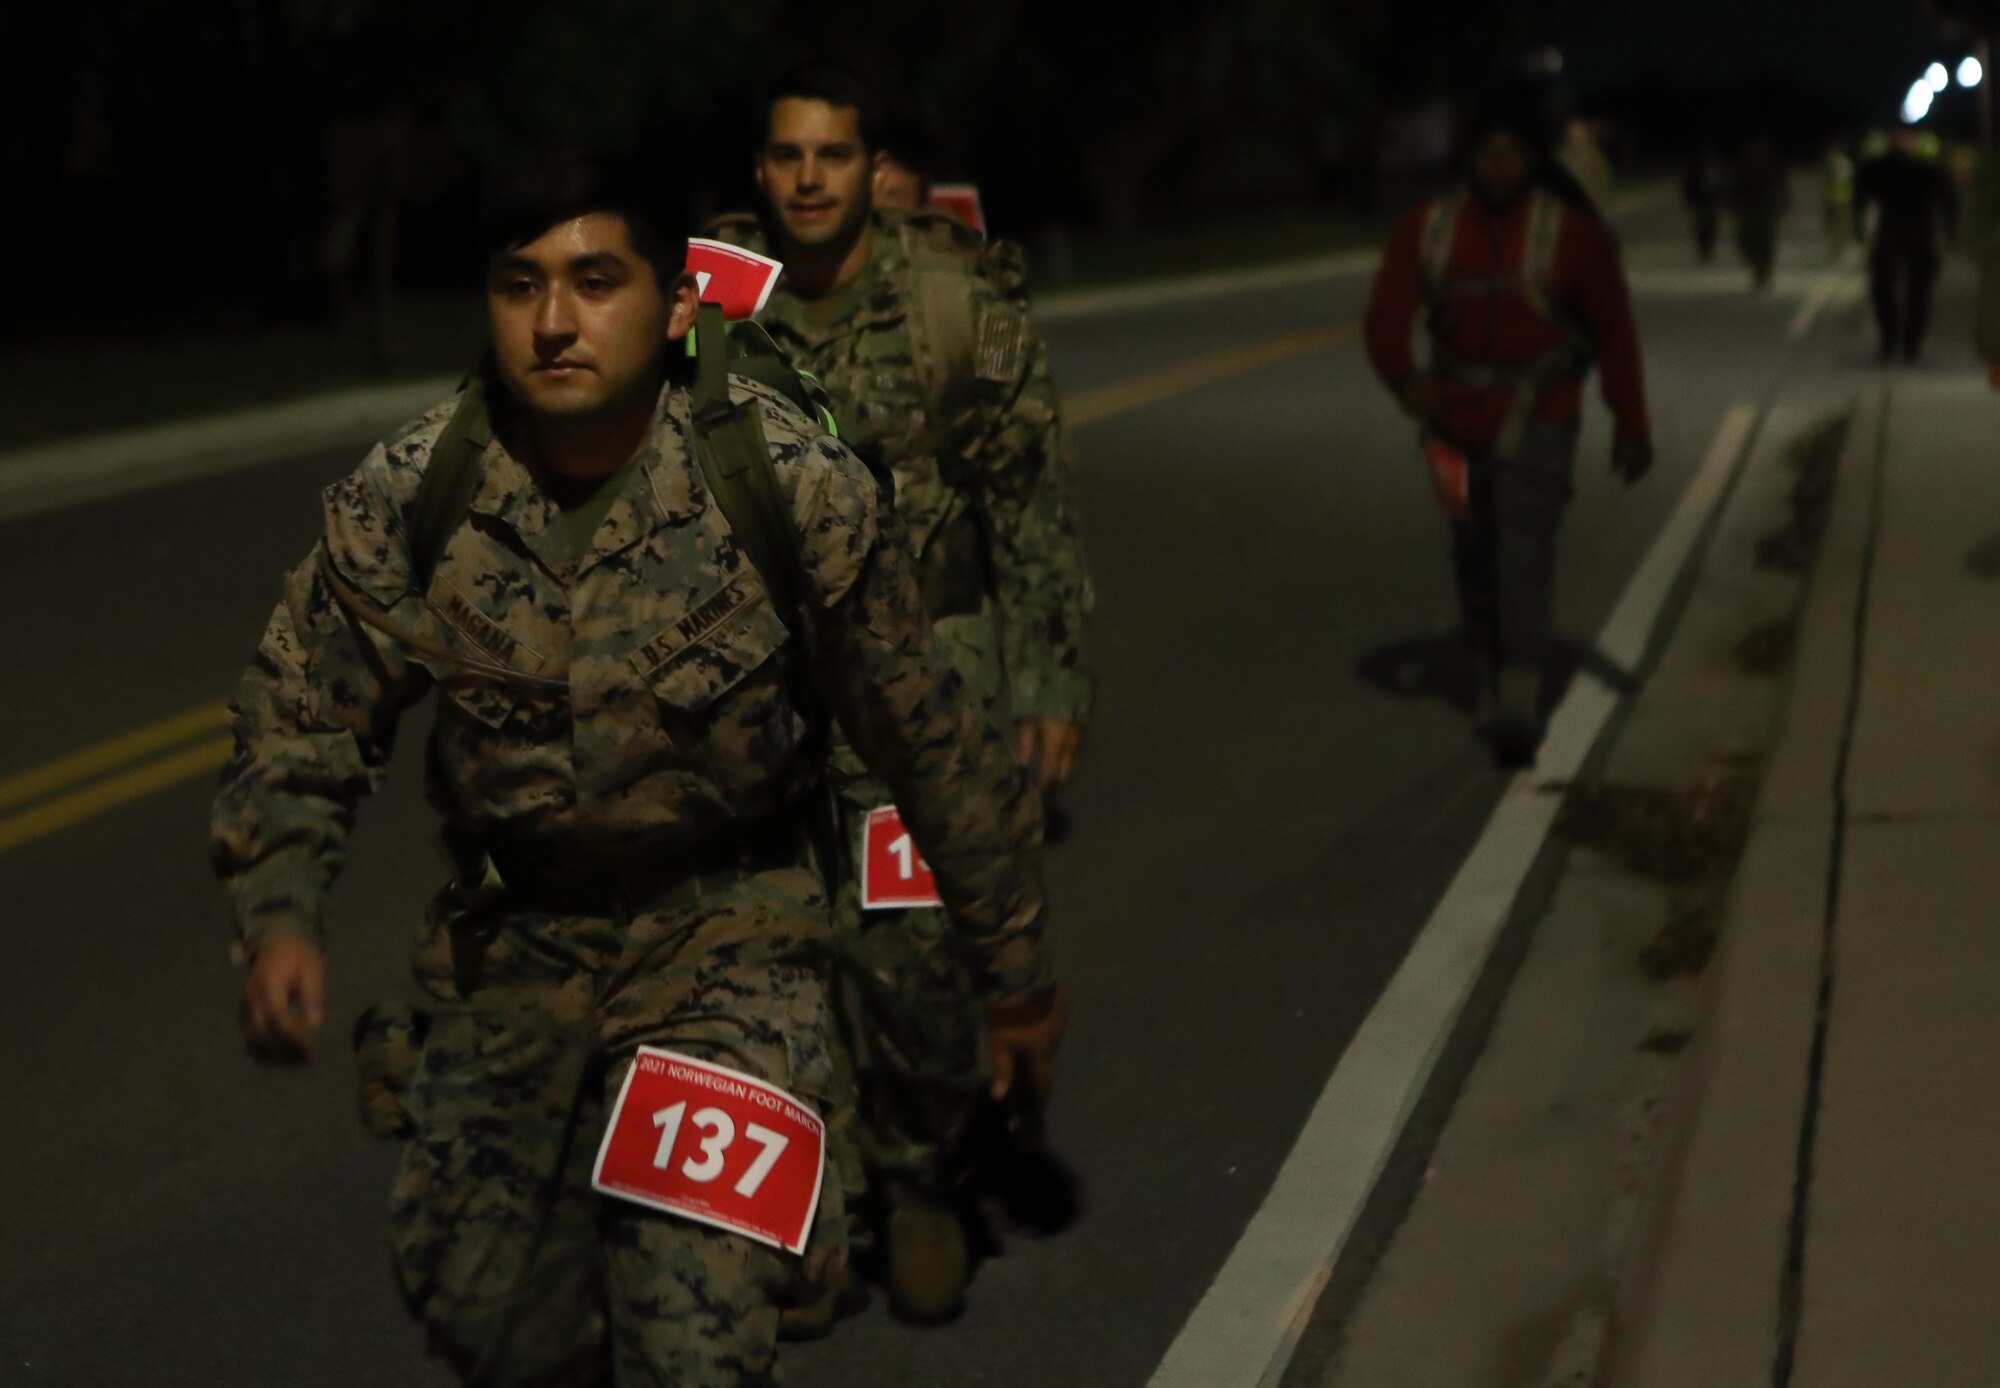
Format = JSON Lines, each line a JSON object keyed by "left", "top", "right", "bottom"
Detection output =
{"left": 1857, "top": 131, "right": 1959, "bottom": 364}
{"left": 209, "top": 147, "right": 1064, "bottom": 1387}
{"left": 1365, "top": 85, "right": 1653, "bottom": 766}
{"left": 707, "top": 63, "right": 1093, "bottom": 1326}
{"left": 1730, "top": 136, "right": 1791, "bottom": 290}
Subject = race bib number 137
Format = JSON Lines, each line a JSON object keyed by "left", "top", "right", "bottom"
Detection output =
{"left": 592, "top": 1048, "right": 826, "bottom": 1255}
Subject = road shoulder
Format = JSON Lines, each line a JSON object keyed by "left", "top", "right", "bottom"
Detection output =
{"left": 1284, "top": 393, "right": 1854, "bottom": 1388}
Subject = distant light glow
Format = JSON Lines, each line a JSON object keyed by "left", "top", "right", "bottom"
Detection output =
{"left": 1926, "top": 62, "right": 1950, "bottom": 92}
{"left": 1905, "top": 79, "right": 1936, "bottom": 122}
{"left": 1959, "top": 56, "right": 1983, "bottom": 89}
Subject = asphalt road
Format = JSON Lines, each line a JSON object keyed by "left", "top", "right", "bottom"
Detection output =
{"left": 0, "top": 196, "right": 1850, "bottom": 1387}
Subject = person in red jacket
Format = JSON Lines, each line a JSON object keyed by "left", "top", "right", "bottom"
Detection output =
{"left": 1366, "top": 87, "right": 1653, "bottom": 765}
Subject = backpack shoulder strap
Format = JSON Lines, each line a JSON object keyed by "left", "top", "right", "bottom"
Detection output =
{"left": 721, "top": 319, "right": 844, "bottom": 440}
{"left": 407, "top": 372, "right": 494, "bottom": 594}
{"left": 688, "top": 302, "right": 811, "bottom": 636}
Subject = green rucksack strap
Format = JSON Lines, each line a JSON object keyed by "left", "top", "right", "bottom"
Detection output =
{"left": 688, "top": 302, "right": 853, "bottom": 888}
{"left": 407, "top": 368, "right": 494, "bottom": 593}
{"left": 689, "top": 302, "right": 811, "bottom": 635}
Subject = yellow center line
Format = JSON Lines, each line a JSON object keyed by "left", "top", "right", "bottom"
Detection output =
{"left": 0, "top": 321, "right": 1358, "bottom": 855}
{"left": 0, "top": 735, "right": 235, "bottom": 855}
{"left": 1066, "top": 322, "right": 1358, "bottom": 429}
{"left": 0, "top": 701, "right": 229, "bottom": 814}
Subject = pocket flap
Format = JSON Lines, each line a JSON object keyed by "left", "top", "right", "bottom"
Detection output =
{"left": 632, "top": 579, "right": 791, "bottom": 716}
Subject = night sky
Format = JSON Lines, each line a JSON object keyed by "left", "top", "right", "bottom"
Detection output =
{"left": 1564, "top": 0, "right": 1952, "bottom": 116}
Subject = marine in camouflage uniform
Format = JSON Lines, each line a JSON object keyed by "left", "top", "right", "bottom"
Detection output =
{"left": 211, "top": 154, "right": 1055, "bottom": 1387}
{"left": 712, "top": 68, "right": 1091, "bottom": 1318}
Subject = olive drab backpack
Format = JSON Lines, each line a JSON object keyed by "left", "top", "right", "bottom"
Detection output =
{"left": 1419, "top": 189, "right": 1596, "bottom": 458}
{"left": 896, "top": 212, "right": 1027, "bottom": 481}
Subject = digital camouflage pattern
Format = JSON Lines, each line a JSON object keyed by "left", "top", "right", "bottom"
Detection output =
{"left": 706, "top": 206, "right": 1093, "bottom": 726}
{"left": 362, "top": 868, "right": 845, "bottom": 1386}
{"left": 705, "top": 206, "right": 1091, "bottom": 1206}
{"left": 210, "top": 374, "right": 1049, "bottom": 1384}
{"left": 210, "top": 373, "right": 1047, "bottom": 997}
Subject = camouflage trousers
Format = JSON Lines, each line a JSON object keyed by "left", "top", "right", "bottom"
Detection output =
{"left": 822, "top": 604, "right": 1000, "bottom": 1214}
{"left": 357, "top": 861, "right": 848, "bottom": 1388}
{"left": 823, "top": 849, "right": 987, "bottom": 1208}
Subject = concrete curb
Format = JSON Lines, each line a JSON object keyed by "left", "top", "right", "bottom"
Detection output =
{"left": 1608, "top": 387, "right": 1881, "bottom": 1388}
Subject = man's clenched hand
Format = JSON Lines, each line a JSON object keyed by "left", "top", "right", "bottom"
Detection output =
{"left": 1015, "top": 718, "right": 1085, "bottom": 794}
{"left": 1612, "top": 436, "right": 1655, "bottom": 485}
{"left": 988, "top": 984, "right": 1068, "bottom": 1108}
{"left": 242, "top": 935, "right": 326, "bottom": 1062}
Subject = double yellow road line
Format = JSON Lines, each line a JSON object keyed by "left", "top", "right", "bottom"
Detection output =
{"left": 0, "top": 316, "right": 1357, "bottom": 858}
{"left": 0, "top": 702, "right": 232, "bottom": 855}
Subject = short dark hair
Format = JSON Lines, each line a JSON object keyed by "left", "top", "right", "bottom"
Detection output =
{"left": 476, "top": 147, "right": 685, "bottom": 281}
{"left": 877, "top": 108, "right": 937, "bottom": 180}
{"left": 762, "top": 61, "right": 881, "bottom": 152}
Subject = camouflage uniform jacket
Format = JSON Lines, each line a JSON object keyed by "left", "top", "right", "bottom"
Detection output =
{"left": 209, "top": 375, "right": 1050, "bottom": 999}
{"left": 706, "top": 207, "right": 1093, "bottom": 723}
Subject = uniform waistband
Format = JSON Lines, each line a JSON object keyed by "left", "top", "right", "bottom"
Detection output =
{"left": 485, "top": 814, "right": 809, "bottom": 919}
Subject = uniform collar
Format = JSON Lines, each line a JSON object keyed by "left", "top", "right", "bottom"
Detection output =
{"left": 762, "top": 209, "right": 908, "bottom": 343}
{"left": 470, "top": 380, "right": 708, "bottom": 577}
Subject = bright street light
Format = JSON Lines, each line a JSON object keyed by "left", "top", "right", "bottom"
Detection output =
{"left": 1927, "top": 61, "right": 1950, "bottom": 92}
{"left": 1959, "top": 55, "right": 1983, "bottom": 88}
{"left": 1905, "top": 79, "right": 1936, "bottom": 122}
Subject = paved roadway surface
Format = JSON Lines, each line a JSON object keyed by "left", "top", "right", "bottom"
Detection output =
{"left": 0, "top": 197, "right": 1858, "bottom": 1386}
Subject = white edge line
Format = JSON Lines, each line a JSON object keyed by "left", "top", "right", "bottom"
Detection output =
{"left": 1144, "top": 400, "right": 1762, "bottom": 1388}
{"left": 1787, "top": 244, "right": 1865, "bottom": 342}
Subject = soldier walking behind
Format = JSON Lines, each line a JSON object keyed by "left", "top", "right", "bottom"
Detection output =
{"left": 707, "top": 62, "right": 1093, "bottom": 1325}
{"left": 212, "top": 147, "right": 1064, "bottom": 1387}
{"left": 1730, "top": 135, "right": 1790, "bottom": 290}
{"left": 1365, "top": 87, "right": 1653, "bottom": 766}
{"left": 1682, "top": 146, "right": 1728, "bottom": 263}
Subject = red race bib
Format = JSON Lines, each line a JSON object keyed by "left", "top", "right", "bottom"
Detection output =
{"left": 1422, "top": 435, "right": 1470, "bottom": 518}
{"left": 925, "top": 183, "right": 987, "bottom": 236}
{"left": 592, "top": 1048, "right": 826, "bottom": 1254}
{"left": 684, "top": 239, "right": 784, "bottom": 320}
{"left": 859, "top": 805, "right": 944, "bottom": 910}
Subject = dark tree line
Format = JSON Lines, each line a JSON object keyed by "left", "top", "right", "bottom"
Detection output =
{"left": 11, "top": 0, "right": 1592, "bottom": 339}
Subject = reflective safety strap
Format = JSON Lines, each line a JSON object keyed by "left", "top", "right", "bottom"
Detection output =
{"left": 1520, "top": 190, "right": 1564, "bottom": 326}
{"left": 1420, "top": 193, "right": 1462, "bottom": 311}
